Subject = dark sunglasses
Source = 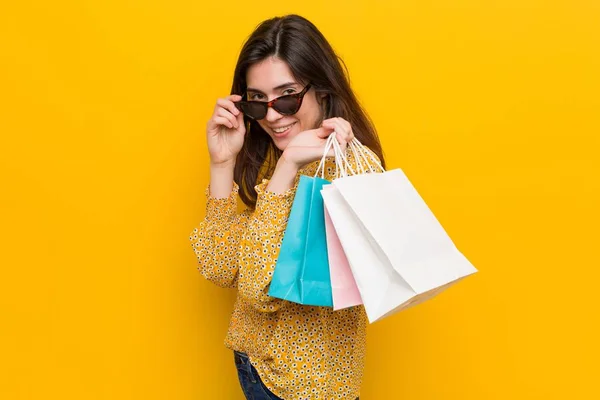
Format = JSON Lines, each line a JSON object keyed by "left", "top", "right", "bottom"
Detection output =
{"left": 234, "top": 83, "right": 312, "bottom": 120}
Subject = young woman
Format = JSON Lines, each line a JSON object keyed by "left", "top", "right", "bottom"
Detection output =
{"left": 189, "top": 14, "right": 386, "bottom": 400}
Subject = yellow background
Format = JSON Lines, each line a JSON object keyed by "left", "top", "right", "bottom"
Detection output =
{"left": 1, "top": 1, "right": 599, "bottom": 399}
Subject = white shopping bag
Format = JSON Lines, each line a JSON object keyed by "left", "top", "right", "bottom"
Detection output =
{"left": 321, "top": 140, "right": 478, "bottom": 323}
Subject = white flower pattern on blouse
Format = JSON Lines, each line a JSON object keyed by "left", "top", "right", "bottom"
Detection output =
{"left": 190, "top": 148, "right": 380, "bottom": 399}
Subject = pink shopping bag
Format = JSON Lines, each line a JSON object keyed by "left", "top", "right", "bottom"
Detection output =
{"left": 324, "top": 205, "right": 363, "bottom": 310}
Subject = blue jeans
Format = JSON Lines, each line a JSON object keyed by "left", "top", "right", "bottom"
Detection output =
{"left": 234, "top": 351, "right": 282, "bottom": 399}
{"left": 234, "top": 351, "right": 359, "bottom": 400}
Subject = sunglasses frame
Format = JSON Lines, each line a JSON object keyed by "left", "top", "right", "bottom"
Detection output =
{"left": 234, "top": 83, "right": 312, "bottom": 120}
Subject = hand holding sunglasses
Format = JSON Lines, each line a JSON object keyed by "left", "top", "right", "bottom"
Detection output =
{"left": 206, "top": 94, "right": 247, "bottom": 166}
{"left": 234, "top": 83, "right": 312, "bottom": 120}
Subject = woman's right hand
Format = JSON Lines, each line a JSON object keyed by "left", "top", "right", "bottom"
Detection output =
{"left": 206, "top": 94, "right": 246, "bottom": 166}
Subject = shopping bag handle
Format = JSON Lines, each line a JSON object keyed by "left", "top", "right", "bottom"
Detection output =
{"left": 349, "top": 139, "right": 385, "bottom": 173}
{"left": 314, "top": 133, "right": 338, "bottom": 179}
{"left": 314, "top": 134, "right": 384, "bottom": 180}
{"left": 331, "top": 135, "right": 355, "bottom": 178}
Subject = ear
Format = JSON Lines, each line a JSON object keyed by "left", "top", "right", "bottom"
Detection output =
{"left": 318, "top": 93, "right": 329, "bottom": 106}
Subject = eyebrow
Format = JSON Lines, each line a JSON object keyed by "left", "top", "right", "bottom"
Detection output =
{"left": 246, "top": 82, "right": 298, "bottom": 94}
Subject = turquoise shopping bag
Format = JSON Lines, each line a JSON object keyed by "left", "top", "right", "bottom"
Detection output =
{"left": 268, "top": 174, "right": 333, "bottom": 307}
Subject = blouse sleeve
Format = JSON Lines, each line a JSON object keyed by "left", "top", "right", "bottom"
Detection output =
{"left": 189, "top": 182, "right": 250, "bottom": 289}
{"left": 235, "top": 178, "right": 296, "bottom": 312}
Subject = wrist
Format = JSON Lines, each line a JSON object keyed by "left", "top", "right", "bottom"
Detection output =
{"left": 279, "top": 151, "right": 304, "bottom": 172}
{"left": 265, "top": 155, "right": 299, "bottom": 195}
{"left": 277, "top": 153, "right": 300, "bottom": 174}
{"left": 210, "top": 159, "right": 236, "bottom": 170}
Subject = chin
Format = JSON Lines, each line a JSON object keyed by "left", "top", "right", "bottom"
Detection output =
{"left": 272, "top": 139, "right": 289, "bottom": 152}
{"left": 269, "top": 131, "right": 296, "bottom": 152}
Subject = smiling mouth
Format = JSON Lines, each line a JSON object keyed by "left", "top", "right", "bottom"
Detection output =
{"left": 272, "top": 122, "right": 297, "bottom": 135}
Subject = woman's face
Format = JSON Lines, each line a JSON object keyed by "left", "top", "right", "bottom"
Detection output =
{"left": 246, "top": 56, "right": 323, "bottom": 151}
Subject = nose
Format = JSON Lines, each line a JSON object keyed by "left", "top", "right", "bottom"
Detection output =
{"left": 264, "top": 104, "right": 283, "bottom": 122}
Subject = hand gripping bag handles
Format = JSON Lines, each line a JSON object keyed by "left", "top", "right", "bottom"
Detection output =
{"left": 268, "top": 133, "right": 341, "bottom": 307}
{"left": 321, "top": 139, "right": 478, "bottom": 322}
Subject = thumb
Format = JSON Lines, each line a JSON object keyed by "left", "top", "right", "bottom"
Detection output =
{"left": 235, "top": 109, "right": 246, "bottom": 131}
{"left": 236, "top": 110, "right": 244, "bottom": 123}
{"left": 315, "top": 126, "right": 333, "bottom": 138}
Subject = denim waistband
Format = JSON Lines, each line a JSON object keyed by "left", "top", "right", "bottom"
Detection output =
{"left": 234, "top": 350, "right": 250, "bottom": 365}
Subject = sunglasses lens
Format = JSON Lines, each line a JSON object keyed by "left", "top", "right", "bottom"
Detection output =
{"left": 273, "top": 96, "right": 300, "bottom": 115}
{"left": 239, "top": 102, "right": 267, "bottom": 119}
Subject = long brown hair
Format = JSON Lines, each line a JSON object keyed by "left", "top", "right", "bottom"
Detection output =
{"left": 231, "top": 14, "right": 386, "bottom": 208}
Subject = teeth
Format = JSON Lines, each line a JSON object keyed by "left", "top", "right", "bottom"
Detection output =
{"left": 273, "top": 122, "right": 295, "bottom": 133}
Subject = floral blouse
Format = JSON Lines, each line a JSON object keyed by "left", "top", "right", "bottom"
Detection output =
{"left": 189, "top": 149, "right": 379, "bottom": 399}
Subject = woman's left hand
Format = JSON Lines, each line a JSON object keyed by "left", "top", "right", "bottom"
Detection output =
{"left": 270, "top": 117, "right": 355, "bottom": 193}
{"left": 280, "top": 117, "right": 355, "bottom": 170}
{"left": 320, "top": 117, "right": 355, "bottom": 150}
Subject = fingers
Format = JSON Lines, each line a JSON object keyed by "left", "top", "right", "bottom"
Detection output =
{"left": 315, "top": 126, "right": 333, "bottom": 138}
{"left": 235, "top": 108, "right": 244, "bottom": 126}
{"left": 216, "top": 96, "right": 241, "bottom": 118}
{"left": 226, "top": 94, "right": 242, "bottom": 102}
{"left": 213, "top": 116, "right": 234, "bottom": 129}
{"left": 333, "top": 135, "right": 348, "bottom": 155}
{"left": 210, "top": 95, "right": 243, "bottom": 130}
{"left": 321, "top": 117, "right": 354, "bottom": 144}
{"left": 216, "top": 107, "right": 239, "bottom": 129}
